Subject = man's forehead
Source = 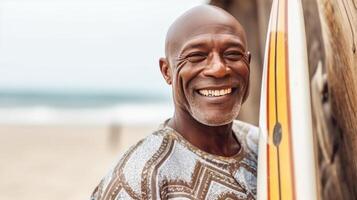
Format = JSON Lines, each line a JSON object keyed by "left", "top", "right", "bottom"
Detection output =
{"left": 165, "top": 5, "right": 247, "bottom": 57}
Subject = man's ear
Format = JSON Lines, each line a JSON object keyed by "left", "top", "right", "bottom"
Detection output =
{"left": 243, "top": 52, "right": 251, "bottom": 102}
{"left": 159, "top": 58, "right": 172, "bottom": 85}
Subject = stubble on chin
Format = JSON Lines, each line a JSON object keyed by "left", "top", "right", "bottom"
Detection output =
{"left": 189, "top": 100, "right": 242, "bottom": 127}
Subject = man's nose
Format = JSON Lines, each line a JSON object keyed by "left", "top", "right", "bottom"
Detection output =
{"left": 202, "top": 53, "right": 229, "bottom": 78}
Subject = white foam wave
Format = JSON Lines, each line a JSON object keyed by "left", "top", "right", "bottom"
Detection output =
{"left": 0, "top": 103, "right": 174, "bottom": 126}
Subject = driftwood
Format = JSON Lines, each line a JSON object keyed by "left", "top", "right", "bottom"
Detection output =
{"left": 304, "top": 0, "right": 357, "bottom": 199}
{"left": 313, "top": 0, "right": 357, "bottom": 199}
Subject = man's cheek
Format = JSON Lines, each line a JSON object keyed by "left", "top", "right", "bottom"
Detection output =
{"left": 172, "top": 72, "right": 189, "bottom": 109}
{"left": 175, "top": 65, "right": 204, "bottom": 96}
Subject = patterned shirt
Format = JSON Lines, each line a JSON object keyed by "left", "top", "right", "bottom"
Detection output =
{"left": 91, "top": 120, "right": 258, "bottom": 200}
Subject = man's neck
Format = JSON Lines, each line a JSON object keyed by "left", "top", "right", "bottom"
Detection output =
{"left": 167, "top": 107, "right": 241, "bottom": 157}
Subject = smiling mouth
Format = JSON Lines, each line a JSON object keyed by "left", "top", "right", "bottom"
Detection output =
{"left": 197, "top": 88, "right": 234, "bottom": 97}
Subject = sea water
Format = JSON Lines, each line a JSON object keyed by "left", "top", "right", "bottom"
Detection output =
{"left": 0, "top": 89, "right": 173, "bottom": 126}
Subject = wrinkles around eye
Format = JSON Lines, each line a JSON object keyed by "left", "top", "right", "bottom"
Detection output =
{"left": 175, "top": 56, "right": 188, "bottom": 71}
{"left": 185, "top": 52, "right": 207, "bottom": 63}
{"left": 223, "top": 51, "right": 244, "bottom": 61}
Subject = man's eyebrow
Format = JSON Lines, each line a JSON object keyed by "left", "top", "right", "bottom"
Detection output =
{"left": 179, "top": 37, "right": 246, "bottom": 56}
{"left": 179, "top": 39, "right": 210, "bottom": 55}
{"left": 223, "top": 38, "right": 246, "bottom": 50}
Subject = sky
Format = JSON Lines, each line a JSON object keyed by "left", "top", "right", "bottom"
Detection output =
{"left": 0, "top": 0, "right": 206, "bottom": 95}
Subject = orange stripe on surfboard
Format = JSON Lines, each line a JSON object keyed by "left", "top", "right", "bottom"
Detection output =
{"left": 266, "top": 0, "right": 295, "bottom": 199}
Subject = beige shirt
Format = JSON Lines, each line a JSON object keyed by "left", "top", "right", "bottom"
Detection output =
{"left": 91, "top": 120, "right": 258, "bottom": 200}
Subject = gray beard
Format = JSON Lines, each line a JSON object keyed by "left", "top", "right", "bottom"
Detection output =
{"left": 189, "top": 102, "right": 241, "bottom": 127}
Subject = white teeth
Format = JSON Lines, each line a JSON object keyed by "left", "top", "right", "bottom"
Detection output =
{"left": 198, "top": 88, "right": 233, "bottom": 97}
{"left": 203, "top": 90, "right": 208, "bottom": 96}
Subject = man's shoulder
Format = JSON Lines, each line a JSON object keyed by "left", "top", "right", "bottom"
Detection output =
{"left": 232, "top": 120, "right": 259, "bottom": 157}
{"left": 91, "top": 128, "right": 171, "bottom": 200}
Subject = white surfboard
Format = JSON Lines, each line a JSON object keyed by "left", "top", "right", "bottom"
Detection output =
{"left": 257, "top": 0, "right": 318, "bottom": 199}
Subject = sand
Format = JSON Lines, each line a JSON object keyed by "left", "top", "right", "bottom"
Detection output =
{"left": 0, "top": 124, "right": 157, "bottom": 200}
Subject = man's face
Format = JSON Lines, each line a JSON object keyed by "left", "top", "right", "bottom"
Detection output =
{"left": 169, "top": 26, "right": 250, "bottom": 126}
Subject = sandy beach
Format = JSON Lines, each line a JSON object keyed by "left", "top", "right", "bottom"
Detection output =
{"left": 0, "top": 124, "right": 157, "bottom": 200}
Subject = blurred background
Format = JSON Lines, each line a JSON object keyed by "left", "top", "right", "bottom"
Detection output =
{"left": 0, "top": 0, "right": 206, "bottom": 199}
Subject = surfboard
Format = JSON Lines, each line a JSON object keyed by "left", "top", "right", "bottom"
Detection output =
{"left": 257, "top": 0, "right": 318, "bottom": 199}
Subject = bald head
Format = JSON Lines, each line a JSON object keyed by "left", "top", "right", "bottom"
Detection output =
{"left": 165, "top": 5, "right": 247, "bottom": 60}
{"left": 159, "top": 5, "right": 251, "bottom": 126}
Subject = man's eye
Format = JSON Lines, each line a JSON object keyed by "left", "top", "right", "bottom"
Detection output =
{"left": 224, "top": 51, "right": 243, "bottom": 61}
{"left": 186, "top": 53, "right": 207, "bottom": 63}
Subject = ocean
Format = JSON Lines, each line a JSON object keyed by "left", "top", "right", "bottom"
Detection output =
{"left": 0, "top": 89, "right": 174, "bottom": 126}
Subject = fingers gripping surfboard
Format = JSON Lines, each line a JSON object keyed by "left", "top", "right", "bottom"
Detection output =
{"left": 257, "top": 0, "right": 318, "bottom": 199}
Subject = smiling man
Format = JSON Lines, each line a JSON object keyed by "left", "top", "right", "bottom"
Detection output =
{"left": 91, "top": 5, "right": 258, "bottom": 200}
